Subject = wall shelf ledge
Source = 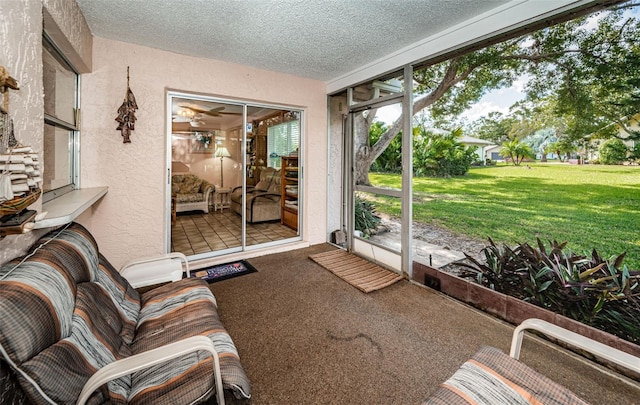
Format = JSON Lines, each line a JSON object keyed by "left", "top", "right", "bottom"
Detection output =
{"left": 34, "top": 187, "right": 108, "bottom": 229}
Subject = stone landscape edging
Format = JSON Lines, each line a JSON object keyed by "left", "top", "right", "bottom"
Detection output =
{"left": 412, "top": 261, "right": 640, "bottom": 372}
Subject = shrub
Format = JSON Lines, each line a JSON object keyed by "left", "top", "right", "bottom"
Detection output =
{"left": 413, "top": 128, "right": 476, "bottom": 177}
{"left": 500, "top": 139, "right": 536, "bottom": 166}
{"left": 456, "top": 238, "right": 640, "bottom": 343}
{"left": 354, "top": 194, "right": 381, "bottom": 237}
{"left": 630, "top": 143, "right": 640, "bottom": 162}
{"left": 370, "top": 125, "right": 476, "bottom": 177}
{"left": 598, "top": 138, "right": 628, "bottom": 164}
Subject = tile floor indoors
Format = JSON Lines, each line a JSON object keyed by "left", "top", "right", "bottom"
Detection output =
{"left": 171, "top": 208, "right": 298, "bottom": 255}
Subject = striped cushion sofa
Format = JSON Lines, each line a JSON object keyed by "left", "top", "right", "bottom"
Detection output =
{"left": 0, "top": 222, "right": 250, "bottom": 404}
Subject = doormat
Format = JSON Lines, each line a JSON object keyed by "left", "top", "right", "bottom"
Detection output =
{"left": 309, "top": 249, "right": 403, "bottom": 293}
{"left": 190, "top": 260, "right": 257, "bottom": 283}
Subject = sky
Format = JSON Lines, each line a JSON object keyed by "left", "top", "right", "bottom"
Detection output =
{"left": 459, "top": 76, "right": 527, "bottom": 122}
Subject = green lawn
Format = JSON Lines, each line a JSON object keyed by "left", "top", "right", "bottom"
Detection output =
{"left": 369, "top": 163, "right": 640, "bottom": 270}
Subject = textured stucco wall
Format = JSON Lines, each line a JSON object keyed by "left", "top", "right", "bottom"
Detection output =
{"left": 81, "top": 37, "right": 328, "bottom": 268}
{"left": 0, "top": 0, "right": 92, "bottom": 265}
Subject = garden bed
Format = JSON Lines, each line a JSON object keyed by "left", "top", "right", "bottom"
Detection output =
{"left": 412, "top": 261, "right": 640, "bottom": 379}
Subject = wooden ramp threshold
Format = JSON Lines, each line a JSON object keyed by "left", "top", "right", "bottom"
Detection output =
{"left": 309, "top": 249, "right": 403, "bottom": 293}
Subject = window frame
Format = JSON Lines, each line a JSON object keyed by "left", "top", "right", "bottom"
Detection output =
{"left": 42, "top": 33, "right": 80, "bottom": 203}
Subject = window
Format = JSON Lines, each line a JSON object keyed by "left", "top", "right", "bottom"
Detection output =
{"left": 267, "top": 120, "right": 300, "bottom": 169}
{"left": 42, "top": 35, "right": 79, "bottom": 201}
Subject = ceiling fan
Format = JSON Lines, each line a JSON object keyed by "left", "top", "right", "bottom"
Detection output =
{"left": 171, "top": 112, "right": 206, "bottom": 127}
{"left": 179, "top": 105, "right": 241, "bottom": 117}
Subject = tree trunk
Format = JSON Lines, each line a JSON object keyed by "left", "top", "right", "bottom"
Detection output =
{"left": 352, "top": 57, "right": 468, "bottom": 185}
{"left": 354, "top": 114, "right": 404, "bottom": 185}
{"left": 353, "top": 112, "right": 375, "bottom": 186}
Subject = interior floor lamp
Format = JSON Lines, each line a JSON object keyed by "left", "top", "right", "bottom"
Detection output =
{"left": 214, "top": 146, "right": 231, "bottom": 187}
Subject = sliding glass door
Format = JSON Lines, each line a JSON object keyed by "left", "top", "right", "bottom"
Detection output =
{"left": 166, "top": 91, "right": 302, "bottom": 259}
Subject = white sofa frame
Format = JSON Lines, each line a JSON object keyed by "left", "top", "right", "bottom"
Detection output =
{"left": 175, "top": 187, "right": 213, "bottom": 214}
{"left": 510, "top": 318, "right": 639, "bottom": 375}
{"left": 78, "top": 335, "right": 224, "bottom": 405}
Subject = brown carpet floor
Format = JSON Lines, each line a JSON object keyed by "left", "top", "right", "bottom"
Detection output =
{"left": 209, "top": 244, "right": 640, "bottom": 405}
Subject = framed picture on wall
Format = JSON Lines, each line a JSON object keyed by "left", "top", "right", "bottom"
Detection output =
{"left": 190, "top": 131, "right": 217, "bottom": 153}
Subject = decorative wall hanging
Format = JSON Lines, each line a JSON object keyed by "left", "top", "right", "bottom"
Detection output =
{"left": 0, "top": 66, "right": 41, "bottom": 236}
{"left": 115, "top": 66, "right": 138, "bottom": 143}
{"left": 190, "top": 131, "right": 217, "bottom": 153}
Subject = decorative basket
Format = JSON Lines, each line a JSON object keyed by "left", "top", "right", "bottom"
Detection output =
{"left": 0, "top": 188, "right": 41, "bottom": 217}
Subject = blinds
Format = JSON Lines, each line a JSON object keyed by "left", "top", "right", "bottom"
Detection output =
{"left": 267, "top": 120, "right": 300, "bottom": 169}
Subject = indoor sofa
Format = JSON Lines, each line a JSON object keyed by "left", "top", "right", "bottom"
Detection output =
{"left": 172, "top": 173, "right": 214, "bottom": 213}
{"left": 0, "top": 222, "right": 251, "bottom": 404}
{"left": 230, "top": 168, "right": 281, "bottom": 223}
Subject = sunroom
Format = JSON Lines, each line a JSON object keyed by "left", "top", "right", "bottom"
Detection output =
{"left": 0, "top": 0, "right": 638, "bottom": 403}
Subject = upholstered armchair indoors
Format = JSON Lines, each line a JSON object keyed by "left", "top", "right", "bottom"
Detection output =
{"left": 230, "top": 167, "right": 281, "bottom": 223}
{"left": 171, "top": 173, "right": 214, "bottom": 214}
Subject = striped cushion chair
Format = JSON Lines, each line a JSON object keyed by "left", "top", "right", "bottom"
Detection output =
{"left": 0, "top": 222, "right": 250, "bottom": 404}
{"left": 422, "top": 346, "right": 588, "bottom": 405}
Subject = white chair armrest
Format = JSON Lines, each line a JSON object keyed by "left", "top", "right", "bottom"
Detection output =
{"left": 77, "top": 336, "right": 224, "bottom": 405}
{"left": 120, "top": 252, "right": 189, "bottom": 273}
{"left": 120, "top": 253, "right": 190, "bottom": 288}
{"left": 510, "top": 318, "right": 640, "bottom": 374}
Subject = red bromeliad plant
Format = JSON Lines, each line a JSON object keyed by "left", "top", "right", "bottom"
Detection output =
{"left": 456, "top": 238, "right": 640, "bottom": 344}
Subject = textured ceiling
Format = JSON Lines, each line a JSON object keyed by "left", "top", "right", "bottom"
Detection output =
{"left": 75, "top": 0, "right": 509, "bottom": 82}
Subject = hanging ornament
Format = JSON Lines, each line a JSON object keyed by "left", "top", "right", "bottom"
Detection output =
{"left": 115, "top": 66, "right": 138, "bottom": 143}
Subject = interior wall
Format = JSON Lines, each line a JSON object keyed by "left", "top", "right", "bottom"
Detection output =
{"left": 172, "top": 138, "right": 215, "bottom": 182}
{"left": 81, "top": 38, "right": 327, "bottom": 268}
{"left": 0, "top": 0, "right": 92, "bottom": 264}
{"left": 171, "top": 126, "right": 244, "bottom": 189}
